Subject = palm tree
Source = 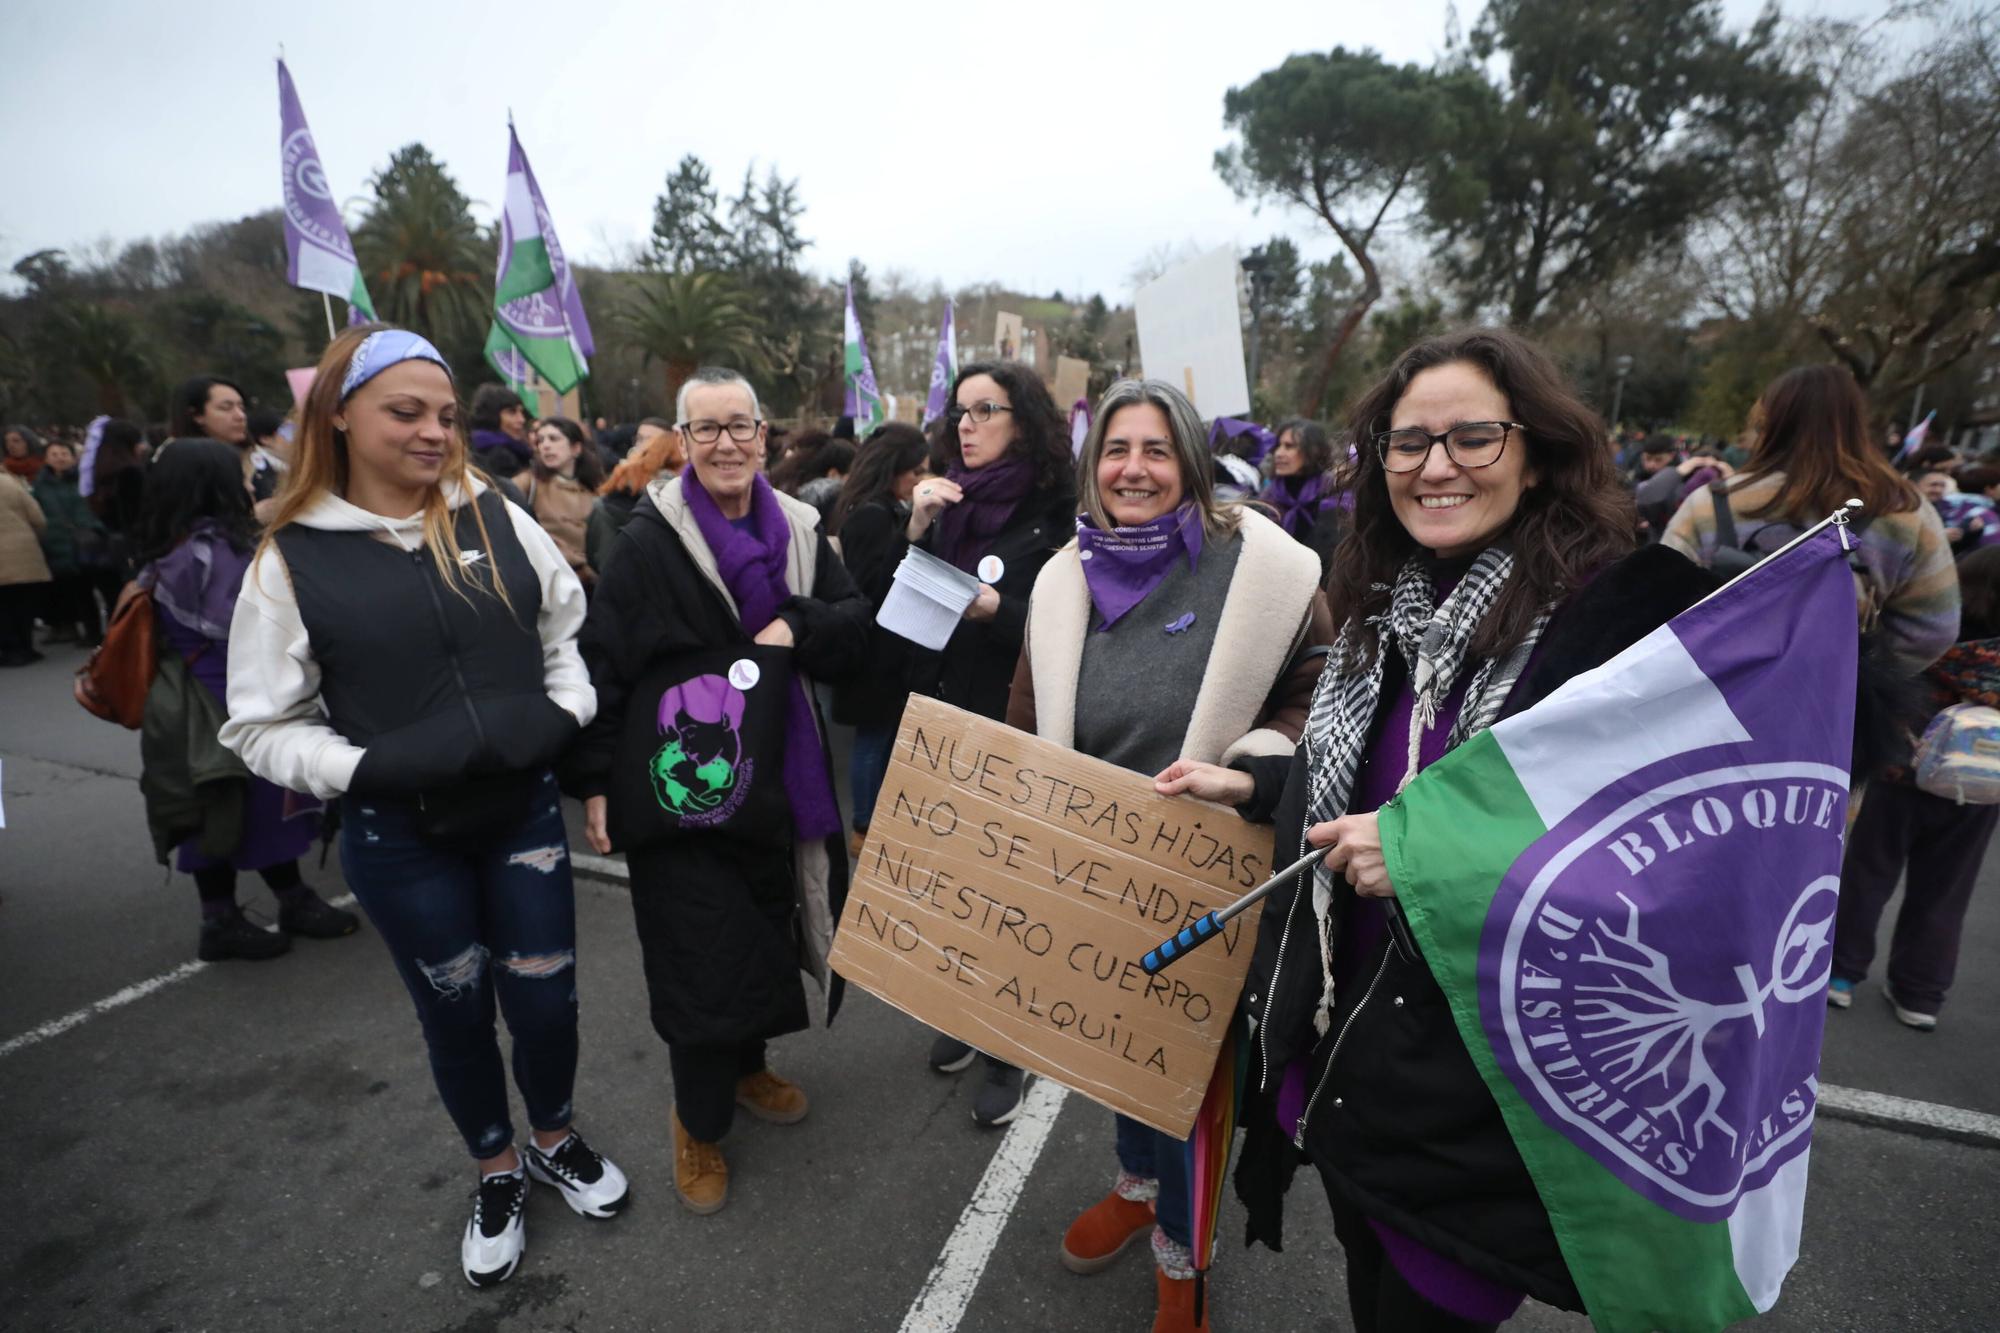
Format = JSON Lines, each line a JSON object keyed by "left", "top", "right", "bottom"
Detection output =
{"left": 618, "top": 271, "right": 765, "bottom": 408}
{"left": 43, "top": 303, "right": 154, "bottom": 415}
{"left": 352, "top": 144, "right": 491, "bottom": 352}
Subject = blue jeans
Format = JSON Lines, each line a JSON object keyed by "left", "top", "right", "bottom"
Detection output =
{"left": 850, "top": 723, "right": 896, "bottom": 831}
{"left": 340, "top": 774, "right": 580, "bottom": 1159}
{"left": 1115, "top": 1113, "right": 1191, "bottom": 1247}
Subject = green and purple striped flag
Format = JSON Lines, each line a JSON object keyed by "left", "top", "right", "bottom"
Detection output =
{"left": 1378, "top": 527, "right": 1858, "bottom": 1331}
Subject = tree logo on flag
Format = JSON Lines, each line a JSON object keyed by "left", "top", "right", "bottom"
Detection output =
{"left": 1484, "top": 763, "right": 1846, "bottom": 1221}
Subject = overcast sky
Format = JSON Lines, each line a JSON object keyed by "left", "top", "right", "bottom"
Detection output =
{"left": 3, "top": 0, "right": 1888, "bottom": 303}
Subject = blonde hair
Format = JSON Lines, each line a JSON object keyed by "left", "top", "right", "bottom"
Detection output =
{"left": 261, "top": 323, "right": 512, "bottom": 610}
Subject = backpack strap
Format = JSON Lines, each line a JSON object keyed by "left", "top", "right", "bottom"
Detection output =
{"left": 1711, "top": 481, "right": 1741, "bottom": 552}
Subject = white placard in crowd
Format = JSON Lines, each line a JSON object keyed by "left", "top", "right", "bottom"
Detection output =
{"left": 1133, "top": 246, "right": 1250, "bottom": 418}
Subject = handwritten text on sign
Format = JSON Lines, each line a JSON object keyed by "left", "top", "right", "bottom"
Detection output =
{"left": 828, "top": 697, "right": 1271, "bottom": 1138}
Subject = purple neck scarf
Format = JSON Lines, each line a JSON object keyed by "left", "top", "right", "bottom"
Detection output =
{"left": 1261, "top": 473, "right": 1337, "bottom": 539}
{"left": 1076, "top": 505, "right": 1204, "bottom": 630}
{"left": 931, "top": 454, "right": 1035, "bottom": 574}
{"left": 681, "top": 470, "right": 841, "bottom": 842}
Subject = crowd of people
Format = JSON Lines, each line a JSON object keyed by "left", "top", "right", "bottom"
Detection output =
{"left": 6, "top": 318, "right": 1992, "bottom": 1331}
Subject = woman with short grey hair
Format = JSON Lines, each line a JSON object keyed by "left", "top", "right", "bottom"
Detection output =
{"left": 1006, "top": 377, "right": 1331, "bottom": 1332}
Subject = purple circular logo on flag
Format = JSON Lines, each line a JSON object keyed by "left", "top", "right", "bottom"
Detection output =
{"left": 281, "top": 129, "right": 355, "bottom": 262}
{"left": 1482, "top": 762, "right": 1845, "bottom": 1221}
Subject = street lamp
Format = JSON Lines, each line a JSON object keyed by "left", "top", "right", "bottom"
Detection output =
{"left": 1241, "top": 249, "right": 1276, "bottom": 396}
{"left": 1608, "top": 354, "right": 1635, "bottom": 432}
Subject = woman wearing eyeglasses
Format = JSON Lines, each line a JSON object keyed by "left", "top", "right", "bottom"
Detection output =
{"left": 902, "top": 360, "right": 1076, "bottom": 1127}
{"left": 570, "top": 367, "right": 869, "bottom": 1217}
{"left": 1167, "top": 330, "right": 1715, "bottom": 1330}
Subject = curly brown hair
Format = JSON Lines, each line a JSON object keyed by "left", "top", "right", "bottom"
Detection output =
{"left": 1328, "top": 327, "right": 1636, "bottom": 664}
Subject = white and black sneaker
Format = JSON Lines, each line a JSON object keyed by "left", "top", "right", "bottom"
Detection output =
{"left": 462, "top": 1168, "right": 528, "bottom": 1288}
{"left": 523, "top": 1131, "right": 630, "bottom": 1218}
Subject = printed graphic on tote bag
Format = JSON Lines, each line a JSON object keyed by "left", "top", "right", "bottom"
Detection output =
{"left": 648, "top": 674, "right": 755, "bottom": 826}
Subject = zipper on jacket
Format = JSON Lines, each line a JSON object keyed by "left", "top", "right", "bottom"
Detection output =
{"left": 1294, "top": 942, "right": 1392, "bottom": 1150}
{"left": 1256, "top": 823, "right": 1312, "bottom": 1094}
{"left": 414, "top": 550, "right": 489, "bottom": 780}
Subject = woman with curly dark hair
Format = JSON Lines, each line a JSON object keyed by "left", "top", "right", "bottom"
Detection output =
{"left": 1166, "top": 329, "right": 1719, "bottom": 1330}
{"left": 904, "top": 359, "right": 1075, "bottom": 1125}
{"left": 135, "top": 439, "right": 357, "bottom": 960}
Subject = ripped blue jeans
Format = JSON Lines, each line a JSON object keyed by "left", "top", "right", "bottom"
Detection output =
{"left": 340, "top": 773, "right": 580, "bottom": 1158}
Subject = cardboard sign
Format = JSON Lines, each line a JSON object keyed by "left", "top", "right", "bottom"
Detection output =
{"left": 994, "top": 311, "right": 1024, "bottom": 362}
{"left": 1052, "top": 356, "right": 1091, "bottom": 413}
{"left": 829, "top": 697, "right": 1272, "bottom": 1138}
{"left": 1134, "top": 246, "right": 1250, "bottom": 418}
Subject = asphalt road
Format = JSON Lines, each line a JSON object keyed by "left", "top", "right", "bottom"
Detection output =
{"left": 3, "top": 645, "right": 1997, "bottom": 1332}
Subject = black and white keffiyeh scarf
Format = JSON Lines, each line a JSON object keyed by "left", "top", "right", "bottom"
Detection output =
{"left": 1298, "top": 545, "right": 1551, "bottom": 1033}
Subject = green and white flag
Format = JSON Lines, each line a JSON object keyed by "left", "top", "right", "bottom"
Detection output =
{"left": 843, "top": 279, "right": 884, "bottom": 435}
{"left": 493, "top": 124, "right": 591, "bottom": 394}
{"left": 483, "top": 321, "right": 537, "bottom": 406}
{"left": 1374, "top": 528, "right": 1858, "bottom": 1331}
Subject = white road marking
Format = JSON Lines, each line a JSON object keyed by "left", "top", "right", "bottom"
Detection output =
{"left": 0, "top": 895, "right": 356, "bottom": 1060}
{"left": 571, "top": 851, "right": 628, "bottom": 881}
{"left": 1816, "top": 1083, "right": 2000, "bottom": 1147}
{"left": 898, "top": 1077, "right": 1071, "bottom": 1333}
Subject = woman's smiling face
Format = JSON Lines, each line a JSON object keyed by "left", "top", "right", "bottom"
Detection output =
{"left": 1385, "top": 361, "right": 1536, "bottom": 559}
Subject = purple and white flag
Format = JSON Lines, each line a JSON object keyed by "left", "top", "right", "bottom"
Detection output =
{"left": 923, "top": 299, "right": 958, "bottom": 426}
{"left": 1375, "top": 521, "right": 1860, "bottom": 1331}
{"left": 277, "top": 59, "right": 375, "bottom": 324}
{"left": 494, "top": 123, "right": 592, "bottom": 392}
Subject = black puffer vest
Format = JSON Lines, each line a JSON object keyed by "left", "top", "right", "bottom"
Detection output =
{"left": 274, "top": 490, "right": 576, "bottom": 797}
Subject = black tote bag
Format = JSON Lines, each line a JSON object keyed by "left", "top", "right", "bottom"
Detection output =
{"left": 607, "top": 643, "right": 798, "bottom": 852}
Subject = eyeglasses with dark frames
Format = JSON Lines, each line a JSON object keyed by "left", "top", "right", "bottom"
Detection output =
{"left": 946, "top": 402, "right": 1014, "bottom": 426}
{"left": 680, "top": 418, "right": 763, "bottom": 444}
{"left": 1375, "top": 421, "right": 1524, "bottom": 473}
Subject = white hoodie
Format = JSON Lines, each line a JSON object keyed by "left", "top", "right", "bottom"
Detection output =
{"left": 219, "top": 479, "right": 595, "bottom": 800}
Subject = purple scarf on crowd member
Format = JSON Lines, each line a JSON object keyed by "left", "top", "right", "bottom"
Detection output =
{"left": 1075, "top": 505, "right": 1204, "bottom": 630}
{"left": 470, "top": 428, "right": 532, "bottom": 473}
{"left": 139, "top": 520, "right": 253, "bottom": 644}
{"left": 1260, "top": 472, "right": 1338, "bottom": 539}
{"left": 681, "top": 469, "right": 842, "bottom": 842}
{"left": 930, "top": 454, "right": 1036, "bottom": 574}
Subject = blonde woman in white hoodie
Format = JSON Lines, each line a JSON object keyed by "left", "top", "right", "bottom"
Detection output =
{"left": 219, "top": 325, "right": 628, "bottom": 1290}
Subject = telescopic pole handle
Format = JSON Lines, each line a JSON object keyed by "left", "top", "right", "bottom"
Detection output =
{"left": 1140, "top": 844, "right": 1331, "bottom": 976}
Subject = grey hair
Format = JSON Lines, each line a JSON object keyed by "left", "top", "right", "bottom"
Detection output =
{"left": 675, "top": 367, "right": 762, "bottom": 424}
{"left": 1077, "top": 378, "right": 1242, "bottom": 539}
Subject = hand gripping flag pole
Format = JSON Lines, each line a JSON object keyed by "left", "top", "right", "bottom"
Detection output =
{"left": 1140, "top": 499, "right": 1864, "bottom": 978}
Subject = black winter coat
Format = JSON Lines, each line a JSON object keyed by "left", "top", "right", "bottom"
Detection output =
{"left": 832, "top": 497, "right": 918, "bottom": 727}
{"left": 1231, "top": 545, "right": 1717, "bottom": 1311}
{"left": 566, "top": 489, "right": 871, "bottom": 1046}
{"left": 909, "top": 482, "right": 1075, "bottom": 721}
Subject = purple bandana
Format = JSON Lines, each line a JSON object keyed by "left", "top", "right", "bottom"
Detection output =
{"left": 1076, "top": 505, "right": 1204, "bottom": 630}
{"left": 1261, "top": 472, "right": 1338, "bottom": 539}
{"left": 681, "top": 470, "right": 842, "bottom": 842}
{"left": 930, "top": 454, "right": 1035, "bottom": 574}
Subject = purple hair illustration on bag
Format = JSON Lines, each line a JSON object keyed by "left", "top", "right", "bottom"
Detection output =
{"left": 648, "top": 673, "right": 751, "bottom": 822}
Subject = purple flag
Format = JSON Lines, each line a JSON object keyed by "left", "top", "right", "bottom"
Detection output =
{"left": 277, "top": 59, "right": 374, "bottom": 323}
{"left": 923, "top": 299, "right": 958, "bottom": 426}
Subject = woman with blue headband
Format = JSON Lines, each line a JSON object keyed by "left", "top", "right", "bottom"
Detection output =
{"left": 219, "top": 324, "right": 628, "bottom": 1290}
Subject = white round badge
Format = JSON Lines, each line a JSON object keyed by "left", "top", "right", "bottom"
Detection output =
{"left": 978, "top": 555, "right": 1006, "bottom": 583}
{"left": 727, "top": 658, "right": 762, "bottom": 691}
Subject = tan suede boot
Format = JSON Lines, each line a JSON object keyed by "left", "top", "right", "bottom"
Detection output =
{"left": 735, "top": 1068, "right": 810, "bottom": 1124}
{"left": 672, "top": 1109, "right": 728, "bottom": 1215}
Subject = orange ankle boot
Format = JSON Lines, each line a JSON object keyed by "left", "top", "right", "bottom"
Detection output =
{"left": 1060, "top": 1189, "right": 1155, "bottom": 1274}
{"left": 1152, "top": 1266, "right": 1213, "bottom": 1332}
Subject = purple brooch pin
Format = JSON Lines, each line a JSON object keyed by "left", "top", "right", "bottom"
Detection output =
{"left": 1164, "top": 612, "right": 1196, "bottom": 635}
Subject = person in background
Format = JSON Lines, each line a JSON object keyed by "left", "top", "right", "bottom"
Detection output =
{"left": 469, "top": 384, "right": 534, "bottom": 481}
{"left": 248, "top": 408, "right": 296, "bottom": 474}
{"left": 0, "top": 470, "right": 51, "bottom": 666}
{"left": 133, "top": 440, "right": 358, "bottom": 959}
{"left": 1832, "top": 544, "right": 2000, "bottom": 1030}
{"left": 526, "top": 417, "right": 607, "bottom": 592}
{"left": 4, "top": 425, "right": 45, "bottom": 483}
{"left": 569, "top": 367, "right": 869, "bottom": 1218}
{"left": 89, "top": 419, "right": 148, "bottom": 579}
{"left": 1943, "top": 465, "right": 2000, "bottom": 551}
{"left": 221, "top": 325, "right": 626, "bottom": 1287}
{"left": 905, "top": 360, "right": 1075, "bottom": 1127}
{"left": 1011, "top": 378, "right": 1331, "bottom": 1333}
{"left": 1259, "top": 417, "right": 1346, "bottom": 572}
{"left": 169, "top": 375, "right": 268, "bottom": 500}
{"left": 588, "top": 418, "right": 685, "bottom": 577}
{"left": 828, "top": 423, "right": 929, "bottom": 856}
{"left": 1663, "top": 365, "right": 1958, "bottom": 678}
{"left": 30, "top": 438, "right": 112, "bottom": 645}
{"left": 1916, "top": 469, "right": 1954, "bottom": 507}
{"left": 1173, "top": 328, "right": 1717, "bottom": 1331}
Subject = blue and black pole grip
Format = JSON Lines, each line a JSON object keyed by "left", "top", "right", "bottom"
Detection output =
{"left": 1142, "top": 911, "right": 1224, "bottom": 975}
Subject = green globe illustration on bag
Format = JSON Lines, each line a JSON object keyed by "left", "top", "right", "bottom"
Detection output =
{"left": 648, "top": 674, "right": 754, "bottom": 825}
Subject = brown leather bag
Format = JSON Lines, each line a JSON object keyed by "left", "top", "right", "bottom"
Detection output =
{"left": 74, "top": 581, "right": 158, "bottom": 729}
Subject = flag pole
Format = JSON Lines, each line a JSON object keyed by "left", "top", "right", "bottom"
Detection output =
{"left": 321, "top": 292, "right": 336, "bottom": 341}
{"left": 1142, "top": 844, "right": 1331, "bottom": 974}
{"left": 1685, "top": 497, "right": 1864, "bottom": 612}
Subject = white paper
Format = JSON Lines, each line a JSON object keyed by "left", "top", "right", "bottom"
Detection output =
{"left": 878, "top": 547, "right": 981, "bottom": 651}
{"left": 1134, "top": 246, "right": 1251, "bottom": 418}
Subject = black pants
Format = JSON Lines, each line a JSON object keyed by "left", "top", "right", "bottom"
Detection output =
{"left": 49, "top": 568, "right": 118, "bottom": 640}
{"left": 1834, "top": 779, "right": 1998, "bottom": 1013}
{"left": 1332, "top": 1196, "right": 1505, "bottom": 1333}
{"left": 0, "top": 582, "right": 44, "bottom": 657}
{"left": 670, "top": 1039, "right": 767, "bottom": 1141}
